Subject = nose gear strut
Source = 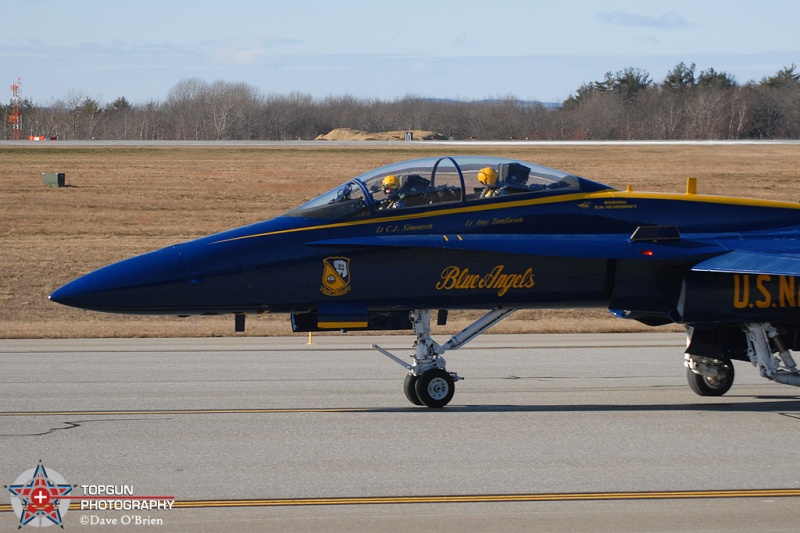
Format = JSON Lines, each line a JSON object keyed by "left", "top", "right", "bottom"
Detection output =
{"left": 372, "top": 308, "right": 517, "bottom": 407}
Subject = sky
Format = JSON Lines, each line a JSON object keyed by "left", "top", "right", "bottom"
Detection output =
{"left": 3, "top": 0, "right": 799, "bottom": 106}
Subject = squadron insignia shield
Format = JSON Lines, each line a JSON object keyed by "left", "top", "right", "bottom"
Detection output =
{"left": 320, "top": 256, "right": 351, "bottom": 296}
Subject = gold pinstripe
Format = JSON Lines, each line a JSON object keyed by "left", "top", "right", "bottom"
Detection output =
{"left": 212, "top": 189, "right": 800, "bottom": 244}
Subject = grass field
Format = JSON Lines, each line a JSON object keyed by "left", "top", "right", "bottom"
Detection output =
{"left": 2, "top": 142, "right": 798, "bottom": 339}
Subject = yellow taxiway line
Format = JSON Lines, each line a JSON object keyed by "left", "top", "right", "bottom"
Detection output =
{"left": 3, "top": 489, "right": 800, "bottom": 513}
{"left": 169, "top": 489, "right": 800, "bottom": 507}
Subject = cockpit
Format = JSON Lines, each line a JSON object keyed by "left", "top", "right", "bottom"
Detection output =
{"left": 284, "top": 156, "right": 611, "bottom": 220}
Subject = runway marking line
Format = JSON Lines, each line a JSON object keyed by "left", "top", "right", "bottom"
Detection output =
{"left": 0, "top": 408, "right": 369, "bottom": 416}
{"left": 2, "top": 489, "right": 800, "bottom": 512}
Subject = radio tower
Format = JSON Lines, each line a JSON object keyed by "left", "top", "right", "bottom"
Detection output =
{"left": 9, "top": 77, "right": 22, "bottom": 140}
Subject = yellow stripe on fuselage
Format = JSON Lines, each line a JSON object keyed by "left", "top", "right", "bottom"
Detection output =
{"left": 606, "top": 190, "right": 800, "bottom": 209}
{"left": 317, "top": 321, "right": 369, "bottom": 329}
{"left": 212, "top": 189, "right": 800, "bottom": 244}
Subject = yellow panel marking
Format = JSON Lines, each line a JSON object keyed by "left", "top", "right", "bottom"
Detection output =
{"left": 317, "top": 321, "right": 369, "bottom": 329}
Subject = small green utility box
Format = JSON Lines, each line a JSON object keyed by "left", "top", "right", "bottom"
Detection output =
{"left": 42, "top": 172, "right": 65, "bottom": 187}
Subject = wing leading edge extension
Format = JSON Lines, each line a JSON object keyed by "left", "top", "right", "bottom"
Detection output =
{"left": 307, "top": 233, "right": 727, "bottom": 261}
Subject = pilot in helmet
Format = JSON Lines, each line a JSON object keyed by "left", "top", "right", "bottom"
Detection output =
{"left": 477, "top": 167, "right": 500, "bottom": 198}
{"left": 380, "top": 175, "right": 404, "bottom": 208}
{"left": 383, "top": 174, "right": 400, "bottom": 194}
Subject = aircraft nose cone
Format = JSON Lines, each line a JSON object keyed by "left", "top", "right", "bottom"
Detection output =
{"left": 50, "top": 246, "right": 187, "bottom": 313}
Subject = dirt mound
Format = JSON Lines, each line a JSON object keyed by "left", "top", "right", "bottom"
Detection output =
{"left": 315, "top": 128, "right": 446, "bottom": 141}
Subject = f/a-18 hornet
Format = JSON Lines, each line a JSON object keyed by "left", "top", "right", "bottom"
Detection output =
{"left": 51, "top": 156, "right": 800, "bottom": 407}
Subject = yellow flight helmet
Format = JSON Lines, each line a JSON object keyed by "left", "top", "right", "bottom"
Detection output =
{"left": 382, "top": 175, "right": 400, "bottom": 190}
{"left": 477, "top": 167, "right": 498, "bottom": 187}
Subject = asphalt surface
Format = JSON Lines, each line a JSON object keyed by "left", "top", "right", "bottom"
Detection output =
{"left": 2, "top": 333, "right": 800, "bottom": 532}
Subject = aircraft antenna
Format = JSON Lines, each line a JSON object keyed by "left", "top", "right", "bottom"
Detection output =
{"left": 9, "top": 77, "right": 22, "bottom": 140}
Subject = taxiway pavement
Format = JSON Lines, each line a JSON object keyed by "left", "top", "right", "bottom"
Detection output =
{"left": 2, "top": 333, "right": 800, "bottom": 531}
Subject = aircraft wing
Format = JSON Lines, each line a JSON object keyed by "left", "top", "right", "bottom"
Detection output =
{"left": 307, "top": 234, "right": 728, "bottom": 261}
{"left": 690, "top": 250, "right": 800, "bottom": 276}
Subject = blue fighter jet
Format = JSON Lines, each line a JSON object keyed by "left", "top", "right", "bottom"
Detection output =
{"left": 51, "top": 156, "right": 800, "bottom": 407}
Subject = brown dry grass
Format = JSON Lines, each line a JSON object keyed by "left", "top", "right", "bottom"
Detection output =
{"left": 2, "top": 142, "right": 798, "bottom": 339}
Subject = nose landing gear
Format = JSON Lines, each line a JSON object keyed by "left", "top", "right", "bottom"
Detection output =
{"left": 373, "top": 308, "right": 516, "bottom": 407}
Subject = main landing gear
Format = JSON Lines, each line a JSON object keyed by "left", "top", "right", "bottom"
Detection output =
{"left": 373, "top": 308, "right": 517, "bottom": 408}
{"left": 684, "top": 353, "right": 735, "bottom": 396}
{"left": 684, "top": 323, "right": 800, "bottom": 397}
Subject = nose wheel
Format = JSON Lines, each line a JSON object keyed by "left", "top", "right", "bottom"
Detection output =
{"left": 414, "top": 369, "right": 455, "bottom": 408}
{"left": 403, "top": 373, "right": 424, "bottom": 406}
{"left": 404, "top": 368, "right": 456, "bottom": 408}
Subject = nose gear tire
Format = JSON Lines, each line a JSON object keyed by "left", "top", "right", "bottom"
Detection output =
{"left": 403, "top": 373, "right": 424, "bottom": 406}
{"left": 414, "top": 369, "right": 455, "bottom": 408}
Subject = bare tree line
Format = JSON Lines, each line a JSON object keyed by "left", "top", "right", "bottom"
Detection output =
{"left": 3, "top": 63, "right": 799, "bottom": 141}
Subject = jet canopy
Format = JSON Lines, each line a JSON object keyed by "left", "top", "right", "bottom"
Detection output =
{"left": 285, "top": 156, "right": 613, "bottom": 220}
